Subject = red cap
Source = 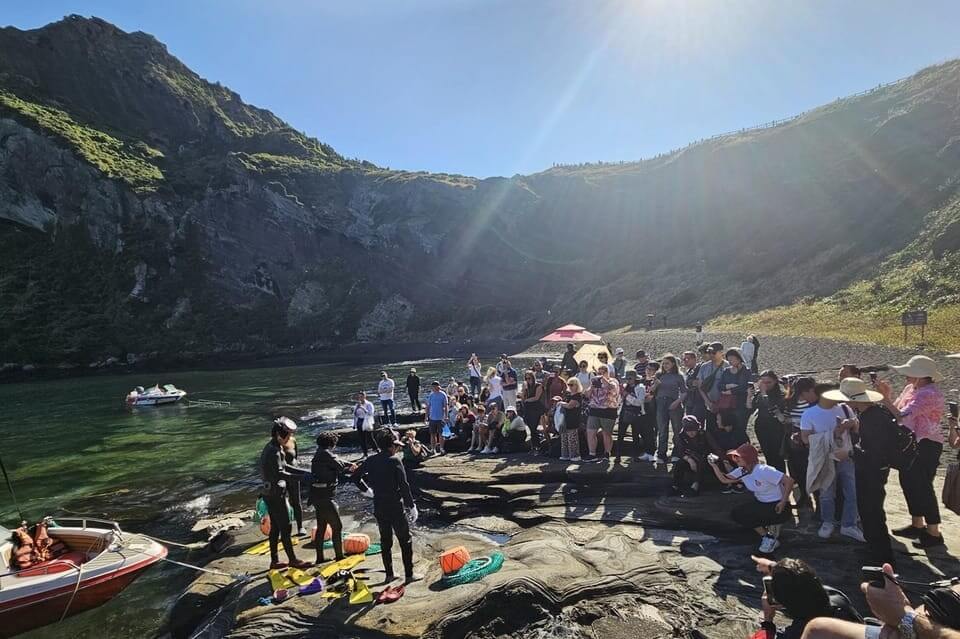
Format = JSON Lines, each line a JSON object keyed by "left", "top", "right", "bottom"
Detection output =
{"left": 728, "top": 443, "right": 759, "bottom": 466}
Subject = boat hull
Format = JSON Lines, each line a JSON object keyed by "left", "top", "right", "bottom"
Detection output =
{"left": 0, "top": 553, "right": 161, "bottom": 638}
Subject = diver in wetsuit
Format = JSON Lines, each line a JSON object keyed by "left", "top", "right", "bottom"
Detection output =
{"left": 308, "top": 431, "right": 373, "bottom": 564}
{"left": 356, "top": 429, "right": 422, "bottom": 583}
{"left": 259, "top": 417, "right": 311, "bottom": 570}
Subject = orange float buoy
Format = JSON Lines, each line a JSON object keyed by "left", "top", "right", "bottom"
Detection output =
{"left": 310, "top": 524, "right": 334, "bottom": 542}
{"left": 259, "top": 515, "right": 271, "bottom": 537}
{"left": 343, "top": 533, "right": 370, "bottom": 555}
{"left": 439, "top": 546, "right": 471, "bottom": 575}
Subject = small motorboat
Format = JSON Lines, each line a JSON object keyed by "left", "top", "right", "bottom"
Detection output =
{"left": 0, "top": 517, "right": 167, "bottom": 638}
{"left": 125, "top": 384, "right": 186, "bottom": 407}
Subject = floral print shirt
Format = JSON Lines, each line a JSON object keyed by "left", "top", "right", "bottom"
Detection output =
{"left": 895, "top": 383, "right": 944, "bottom": 443}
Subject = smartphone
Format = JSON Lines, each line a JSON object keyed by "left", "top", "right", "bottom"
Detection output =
{"left": 862, "top": 566, "right": 898, "bottom": 589}
{"left": 762, "top": 576, "right": 777, "bottom": 605}
{"left": 950, "top": 401, "right": 958, "bottom": 418}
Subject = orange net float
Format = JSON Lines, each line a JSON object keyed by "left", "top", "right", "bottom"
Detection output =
{"left": 343, "top": 533, "right": 371, "bottom": 555}
{"left": 259, "top": 515, "right": 271, "bottom": 537}
{"left": 310, "top": 524, "right": 333, "bottom": 542}
{"left": 439, "top": 546, "right": 471, "bottom": 575}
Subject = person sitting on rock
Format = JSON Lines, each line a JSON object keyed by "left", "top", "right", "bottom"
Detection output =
{"left": 400, "top": 429, "right": 428, "bottom": 470}
{"left": 487, "top": 406, "right": 530, "bottom": 454}
{"left": 751, "top": 555, "right": 861, "bottom": 639}
{"left": 708, "top": 443, "right": 793, "bottom": 554}
{"left": 469, "top": 405, "right": 488, "bottom": 452}
{"left": 480, "top": 403, "right": 506, "bottom": 454}
{"left": 670, "top": 415, "right": 719, "bottom": 497}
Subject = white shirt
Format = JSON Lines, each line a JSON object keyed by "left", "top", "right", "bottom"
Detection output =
{"left": 354, "top": 400, "right": 375, "bottom": 429}
{"left": 378, "top": 378, "right": 395, "bottom": 401}
{"left": 487, "top": 375, "right": 503, "bottom": 399}
{"left": 468, "top": 361, "right": 482, "bottom": 378}
{"left": 800, "top": 404, "right": 847, "bottom": 435}
{"left": 740, "top": 340, "right": 755, "bottom": 365}
{"left": 728, "top": 464, "right": 785, "bottom": 503}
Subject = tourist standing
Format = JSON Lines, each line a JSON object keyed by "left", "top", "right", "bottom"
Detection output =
{"left": 501, "top": 359, "right": 519, "bottom": 409}
{"left": 520, "top": 370, "right": 544, "bottom": 449}
{"left": 697, "top": 342, "right": 728, "bottom": 435}
{"left": 617, "top": 370, "right": 653, "bottom": 462}
{"left": 718, "top": 348, "right": 750, "bottom": 445}
{"left": 560, "top": 343, "right": 578, "bottom": 375}
{"left": 259, "top": 417, "right": 311, "bottom": 569}
{"left": 785, "top": 377, "right": 817, "bottom": 509}
{"left": 353, "top": 391, "right": 378, "bottom": 457}
{"left": 484, "top": 366, "right": 504, "bottom": 410}
{"left": 597, "top": 351, "right": 615, "bottom": 376}
{"left": 653, "top": 354, "right": 685, "bottom": 463}
{"left": 356, "top": 429, "right": 421, "bottom": 584}
{"left": 838, "top": 378, "right": 896, "bottom": 564}
{"left": 575, "top": 360, "right": 592, "bottom": 392}
{"left": 681, "top": 350, "right": 705, "bottom": 420}
{"left": 740, "top": 335, "right": 760, "bottom": 377}
{"left": 878, "top": 355, "right": 947, "bottom": 548}
{"left": 750, "top": 370, "right": 789, "bottom": 473}
{"left": 378, "top": 370, "right": 396, "bottom": 425}
{"left": 585, "top": 365, "right": 620, "bottom": 461}
{"left": 801, "top": 386, "right": 864, "bottom": 542}
{"left": 425, "top": 381, "right": 449, "bottom": 455}
{"left": 613, "top": 348, "right": 627, "bottom": 380}
{"left": 406, "top": 368, "right": 421, "bottom": 412}
{"left": 556, "top": 377, "right": 584, "bottom": 461}
{"left": 467, "top": 354, "right": 483, "bottom": 397}
{"left": 633, "top": 349, "right": 650, "bottom": 374}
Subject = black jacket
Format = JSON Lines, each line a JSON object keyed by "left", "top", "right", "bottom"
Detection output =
{"left": 309, "top": 448, "right": 347, "bottom": 503}
{"left": 406, "top": 374, "right": 420, "bottom": 392}
{"left": 854, "top": 405, "right": 899, "bottom": 470}
{"left": 357, "top": 451, "right": 414, "bottom": 510}
{"left": 560, "top": 351, "right": 578, "bottom": 374}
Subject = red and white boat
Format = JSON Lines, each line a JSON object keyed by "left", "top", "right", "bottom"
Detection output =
{"left": 0, "top": 518, "right": 166, "bottom": 638}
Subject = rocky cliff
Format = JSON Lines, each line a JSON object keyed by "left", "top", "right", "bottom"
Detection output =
{"left": 3, "top": 15, "right": 960, "bottom": 366}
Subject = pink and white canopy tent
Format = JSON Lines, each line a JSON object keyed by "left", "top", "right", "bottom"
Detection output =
{"left": 539, "top": 324, "right": 603, "bottom": 343}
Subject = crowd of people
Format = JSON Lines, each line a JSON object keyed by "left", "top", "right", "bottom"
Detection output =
{"left": 363, "top": 343, "right": 960, "bottom": 567}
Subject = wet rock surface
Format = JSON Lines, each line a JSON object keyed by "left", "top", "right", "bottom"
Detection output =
{"left": 175, "top": 446, "right": 960, "bottom": 639}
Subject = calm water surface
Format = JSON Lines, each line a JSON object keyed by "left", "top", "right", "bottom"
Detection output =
{"left": 0, "top": 356, "right": 496, "bottom": 638}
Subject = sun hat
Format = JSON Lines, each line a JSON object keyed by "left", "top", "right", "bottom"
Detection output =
{"left": 274, "top": 416, "right": 298, "bottom": 432}
{"left": 890, "top": 355, "right": 943, "bottom": 382}
{"left": 822, "top": 377, "right": 884, "bottom": 403}
{"left": 728, "top": 443, "right": 759, "bottom": 466}
{"left": 505, "top": 406, "right": 517, "bottom": 414}
{"left": 615, "top": 347, "right": 624, "bottom": 355}
{"left": 410, "top": 367, "right": 417, "bottom": 373}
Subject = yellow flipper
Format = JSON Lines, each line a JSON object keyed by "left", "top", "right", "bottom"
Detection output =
{"left": 320, "top": 591, "right": 345, "bottom": 599}
{"left": 319, "top": 554, "right": 365, "bottom": 579}
{"left": 349, "top": 578, "right": 374, "bottom": 605}
{"left": 267, "top": 569, "right": 290, "bottom": 591}
{"left": 244, "top": 537, "right": 299, "bottom": 556}
{"left": 285, "top": 568, "right": 316, "bottom": 587}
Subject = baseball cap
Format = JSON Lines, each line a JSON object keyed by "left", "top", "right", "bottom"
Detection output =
{"left": 728, "top": 443, "right": 759, "bottom": 466}
{"left": 707, "top": 342, "right": 724, "bottom": 352}
{"left": 431, "top": 380, "right": 441, "bottom": 386}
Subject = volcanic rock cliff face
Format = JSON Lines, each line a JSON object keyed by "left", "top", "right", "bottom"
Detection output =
{"left": 2, "top": 15, "right": 960, "bottom": 364}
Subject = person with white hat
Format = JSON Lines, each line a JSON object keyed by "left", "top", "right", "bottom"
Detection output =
{"left": 832, "top": 378, "right": 895, "bottom": 563}
{"left": 613, "top": 347, "right": 627, "bottom": 380}
{"left": 875, "top": 355, "right": 947, "bottom": 549}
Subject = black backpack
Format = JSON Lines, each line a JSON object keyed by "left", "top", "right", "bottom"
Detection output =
{"left": 871, "top": 405, "right": 918, "bottom": 471}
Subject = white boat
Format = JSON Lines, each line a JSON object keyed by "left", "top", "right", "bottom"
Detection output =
{"left": 0, "top": 518, "right": 166, "bottom": 638}
{"left": 125, "top": 384, "right": 187, "bottom": 407}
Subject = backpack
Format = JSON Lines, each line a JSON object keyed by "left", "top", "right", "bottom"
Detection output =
{"left": 868, "top": 405, "right": 917, "bottom": 471}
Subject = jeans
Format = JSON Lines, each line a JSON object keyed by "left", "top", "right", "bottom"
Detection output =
{"left": 655, "top": 396, "right": 682, "bottom": 459}
{"left": 469, "top": 376, "right": 482, "bottom": 397}
{"left": 820, "top": 457, "right": 858, "bottom": 528}
{"left": 380, "top": 399, "right": 396, "bottom": 424}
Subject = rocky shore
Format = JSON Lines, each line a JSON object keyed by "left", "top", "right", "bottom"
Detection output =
{"left": 173, "top": 448, "right": 960, "bottom": 639}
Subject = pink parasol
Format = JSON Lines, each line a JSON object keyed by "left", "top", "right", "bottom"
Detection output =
{"left": 539, "top": 324, "right": 603, "bottom": 342}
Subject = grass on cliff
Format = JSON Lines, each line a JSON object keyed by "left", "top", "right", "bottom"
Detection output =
{"left": 0, "top": 91, "right": 164, "bottom": 191}
{"left": 713, "top": 197, "right": 960, "bottom": 352}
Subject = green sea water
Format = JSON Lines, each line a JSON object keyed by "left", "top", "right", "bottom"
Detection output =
{"left": 0, "top": 357, "right": 473, "bottom": 639}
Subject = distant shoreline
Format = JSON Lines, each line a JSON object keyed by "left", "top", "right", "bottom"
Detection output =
{"left": 0, "top": 338, "right": 541, "bottom": 384}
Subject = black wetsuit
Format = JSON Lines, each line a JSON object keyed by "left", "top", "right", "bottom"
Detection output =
{"left": 358, "top": 451, "right": 415, "bottom": 579}
{"left": 259, "top": 440, "right": 306, "bottom": 565}
{"left": 284, "top": 442, "right": 304, "bottom": 533}
{"left": 308, "top": 448, "right": 349, "bottom": 562}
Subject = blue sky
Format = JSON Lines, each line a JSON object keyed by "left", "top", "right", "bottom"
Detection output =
{"left": 5, "top": 1, "right": 960, "bottom": 177}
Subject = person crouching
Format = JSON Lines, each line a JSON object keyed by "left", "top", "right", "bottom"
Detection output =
{"left": 708, "top": 443, "right": 793, "bottom": 554}
{"left": 670, "top": 415, "right": 718, "bottom": 497}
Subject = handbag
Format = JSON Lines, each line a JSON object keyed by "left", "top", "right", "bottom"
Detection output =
{"left": 716, "top": 394, "right": 736, "bottom": 411}
{"left": 942, "top": 462, "right": 960, "bottom": 515}
{"left": 553, "top": 403, "right": 565, "bottom": 432}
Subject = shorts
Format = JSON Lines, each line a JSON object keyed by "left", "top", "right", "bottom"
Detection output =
{"left": 428, "top": 420, "right": 444, "bottom": 437}
{"left": 587, "top": 415, "right": 615, "bottom": 434}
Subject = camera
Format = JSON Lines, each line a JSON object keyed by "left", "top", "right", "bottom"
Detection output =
{"left": 707, "top": 453, "right": 720, "bottom": 464}
{"left": 862, "top": 566, "right": 897, "bottom": 589}
{"left": 762, "top": 576, "right": 777, "bottom": 605}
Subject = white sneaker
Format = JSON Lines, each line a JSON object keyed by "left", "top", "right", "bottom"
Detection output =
{"left": 818, "top": 523, "right": 835, "bottom": 539}
{"left": 758, "top": 535, "right": 780, "bottom": 553}
{"left": 669, "top": 456, "right": 680, "bottom": 463}
{"left": 480, "top": 447, "right": 491, "bottom": 454}
{"left": 840, "top": 526, "right": 866, "bottom": 543}
{"left": 490, "top": 447, "right": 499, "bottom": 454}
{"left": 570, "top": 456, "right": 582, "bottom": 462}
{"left": 640, "top": 453, "right": 654, "bottom": 462}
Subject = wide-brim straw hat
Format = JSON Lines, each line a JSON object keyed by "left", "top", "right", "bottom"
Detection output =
{"left": 890, "top": 355, "right": 943, "bottom": 382}
{"left": 822, "top": 377, "right": 884, "bottom": 403}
